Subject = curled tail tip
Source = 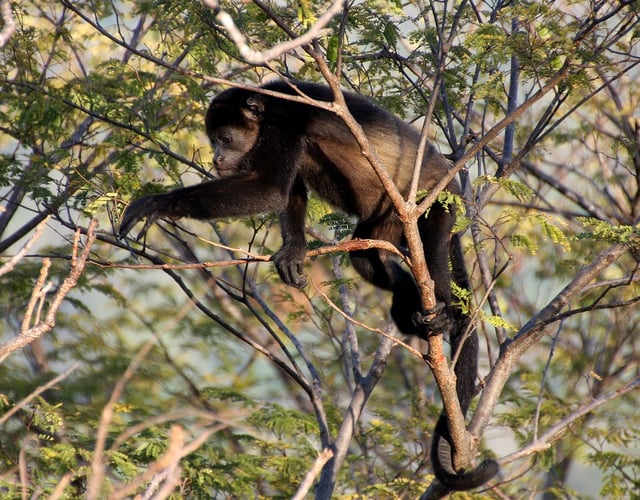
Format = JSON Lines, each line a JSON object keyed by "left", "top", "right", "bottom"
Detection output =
{"left": 434, "top": 458, "right": 499, "bottom": 491}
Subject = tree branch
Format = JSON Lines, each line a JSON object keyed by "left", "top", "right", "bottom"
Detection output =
{"left": 202, "top": 0, "right": 343, "bottom": 65}
{"left": 0, "top": 0, "right": 16, "bottom": 47}
{"left": 0, "top": 220, "right": 98, "bottom": 364}
{"left": 470, "top": 243, "right": 629, "bottom": 438}
{"left": 501, "top": 375, "right": 640, "bottom": 466}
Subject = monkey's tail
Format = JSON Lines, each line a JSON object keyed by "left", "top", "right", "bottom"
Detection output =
{"left": 430, "top": 415, "right": 499, "bottom": 490}
{"left": 429, "top": 234, "right": 499, "bottom": 490}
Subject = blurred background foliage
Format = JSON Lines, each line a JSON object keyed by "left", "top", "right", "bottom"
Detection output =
{"left": 0, "top": 0, "right": 639, "bottom": 498}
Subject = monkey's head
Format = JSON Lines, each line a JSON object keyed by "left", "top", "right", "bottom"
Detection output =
{"left": 206, "top": 89, "right": 266, "bottom": 177}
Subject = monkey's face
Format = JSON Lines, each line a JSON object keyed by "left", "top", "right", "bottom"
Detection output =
{"left": 209, "top": 123, "right": 259, "bottom": 177}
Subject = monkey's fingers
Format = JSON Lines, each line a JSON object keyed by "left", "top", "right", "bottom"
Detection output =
{"left": 272, "top": 245, "right": 308, "bottom": 288}
{"left": 134, "top": 216, "right": 158, "bottom": 242}
{"left": 275, "top": 259, "right": 307, "bottom": 288}
{"left": 118, "top": 211, "right": 140, "bottom": 240}
{"left": 413, "top": 303, "right": 456, "bottom": 338}
{"left": 119, "top": 196, "right": 155, "bottom": 240}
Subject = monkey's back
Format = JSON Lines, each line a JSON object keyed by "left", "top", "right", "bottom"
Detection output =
{"left": 262, "top": 81, "right": 458, "bottom": 218}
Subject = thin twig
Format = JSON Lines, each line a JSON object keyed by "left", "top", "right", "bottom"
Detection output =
{"left": 0, "top": 216, "right": 51, "bottom": 277}
{"left": 202, "top": 0, "right": 343, "bottom": 64}
{"left": 0, "top": 220, "right": 98, "bottom": 363}
{"left": 0, "top": 363, "right": 79, "bottom": 426}
{"left": 310, "top": 273, "right": 422, "bottom": 359}
{"left": 502, "top": 375, "right": 640, "bottom": 466}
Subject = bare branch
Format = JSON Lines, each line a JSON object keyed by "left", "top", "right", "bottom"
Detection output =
{"left": 86, "top": 281, "right": 219, "bottom": 499}
{"left": 315, "top": 335, "right": 395, "bottom": 499}
{"left": 0, "top": 216, "right": 51, "bottom": 277}
{"left": 502, "top": 375, "right": 640, "bottom": 466}
{"left": 292, "top": 448, "right": 334, "bottom": 500}
{"left": 470, "top": 242, "right": 629, "bottom": 438}
{"left": 0, "top": 220, "right": 98, "bottom": 364}
{"left": 310, "top": 273, "right": 423, "bottom": 359}
{"left": 86, "top": 338, "right": 158, "bottom": 499}
{"left": 0, "top": 0, "right": 16, "bottom": 47}
{"left": 108, "top": 235, "right": 407, "bottom": 271}
{"left": 202, "top": 0, "right": 344, "bottom": 65}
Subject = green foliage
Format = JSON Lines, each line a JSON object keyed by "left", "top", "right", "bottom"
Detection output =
{"left": 587, "top": 428, "right": 640, "bottom": 498}
{"left": 318, "top": 211, "right": 354, "bottom": 240}
{"left": 483, "top": 313, "right": 517, "bottom": 332}
{"left": 1, "top": 0, "right": 639, "bottom": 498}
{"left": 247, "top": 403, "right": 319, "bottom": 440}
{"left": 297, "top": 0, "right": 317, "bottom": 28}
{"left": 577, "top": 217, "right": 640, "bottom": 247}
{"left": 476, "top": 175, "right": 534, "bottom": 203}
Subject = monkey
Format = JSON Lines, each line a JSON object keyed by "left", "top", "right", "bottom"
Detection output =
{"left": 118, "top": 79, "right": 498, "bottom": 490}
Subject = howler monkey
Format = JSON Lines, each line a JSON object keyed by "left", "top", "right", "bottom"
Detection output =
{"left": 119, "top": 80, "right": 498, "bottom": 490}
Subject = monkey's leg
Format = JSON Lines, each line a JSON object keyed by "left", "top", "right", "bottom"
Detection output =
{"left": 273, "top": 177, "right": 309, "bottom": 288}
{"left": 350, "top": 219, "right": 421, "bottom": 334}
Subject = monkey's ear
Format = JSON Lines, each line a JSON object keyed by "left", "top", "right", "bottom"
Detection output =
{"left": 244, "top": 95, "right": 265, "bottom": 121}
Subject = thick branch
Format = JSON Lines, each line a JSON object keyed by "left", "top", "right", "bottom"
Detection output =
{"left": 315, "top": 336, "right": 394, "bottom": 499}
{"left": 470, "top": 243, "right": 629, "bottom": 437}
{"left": 0, "top": 0, "right": 16, "bottom": 47}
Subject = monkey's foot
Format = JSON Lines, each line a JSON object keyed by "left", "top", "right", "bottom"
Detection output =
{"left": 413, "top": 303, "right": 456, "bottom": 338}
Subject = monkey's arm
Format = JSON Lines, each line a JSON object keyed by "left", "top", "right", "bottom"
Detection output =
{"left": 272, "top": 176, "right": 309, "bottom": 288}
{"left": 119, "top": 175, "right": 290, "bottom": 240}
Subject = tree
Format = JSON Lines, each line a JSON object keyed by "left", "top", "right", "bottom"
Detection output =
{"left": 0, "top": 0, "right": 639, "bottom": 498}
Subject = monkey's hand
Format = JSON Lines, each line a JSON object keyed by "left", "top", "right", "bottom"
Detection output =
{"left": 118, "top": 194, "right": 164, "bottom": 241}
{"left": 272, "top": 242, "right": 308, "bottom": 288}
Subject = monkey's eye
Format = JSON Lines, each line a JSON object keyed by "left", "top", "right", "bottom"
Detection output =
{"left": 218, "top": 135, "right": 232, "bottom": 145}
